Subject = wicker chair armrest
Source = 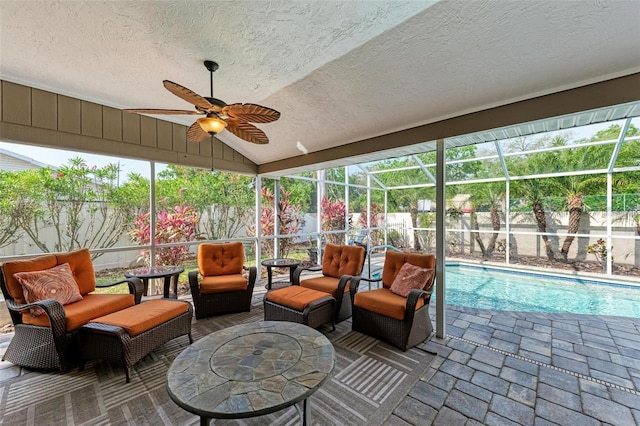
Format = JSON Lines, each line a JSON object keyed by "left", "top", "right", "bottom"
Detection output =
{"left": 349, "top": 275, "right": 381, "bottom": 294}
{"left": 405, "top": 289, "right": 428, "bottom": 310}
{"left": 244, "top": 266, "right": 257, "bottom": 292}
{"left": 188, "top": 270, "right": 201, "bottom": 296}
{"left": 404, "top": 288, "right": 431, "bottom": 325}
{"left": 6, "top": 297, "right": 64, "bottom": 317}
{"left": 6, "top": 298, "right": 68, "bottom": 339}
{"left": 336, "top": 275, "right": 354, "bottom": 295}
{"left": 96, "top": 277, "right": 144, "bottom": 304}
{"left": 292, "top": 265, "right": 322, "bottom": 285}
{"left": 349, "top": 275, "right": 373, "bottom": 304}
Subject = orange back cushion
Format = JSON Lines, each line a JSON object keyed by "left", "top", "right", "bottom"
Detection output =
{"left": 321, "top": 244, "right": 365, "bottom": 278}
{"left": 2, "top": 254, "right": 58, "bottom": 304}
{"left": 382, "top": 251, "right": 436, "bottom": 289}
{"left": 198, "top": 242, "right": 244, "bottom": 276}
{"left": 55, "top": 248, "right": 96, "bottom": 295}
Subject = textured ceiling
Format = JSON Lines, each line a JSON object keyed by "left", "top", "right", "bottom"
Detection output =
{"left": 1, "top": 0, "right": 639, "bottom": 167}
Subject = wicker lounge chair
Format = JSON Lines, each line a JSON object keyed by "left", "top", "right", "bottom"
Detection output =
{"left": 188, "top": 242, "right": 257, "bottom": 319}
{"left": 349, "top": 251, "right": 435, "bottom": 351}
{"left": 0, "top": 249, "right": 143, "bottom": 371}
{"left": 292, "top": 243, "right": 365, "bottom": 323}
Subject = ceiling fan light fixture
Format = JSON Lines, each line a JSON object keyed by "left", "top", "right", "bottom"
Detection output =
{"left": 197, "top": 116, "right": 228, "bottom": 135}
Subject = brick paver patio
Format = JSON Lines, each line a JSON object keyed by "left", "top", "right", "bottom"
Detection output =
{"left": 387, "top": 303, "right": 640, "bottom": 425}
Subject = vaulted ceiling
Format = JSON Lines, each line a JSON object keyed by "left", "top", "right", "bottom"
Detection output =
{"left": 1, "top": 0, "right": 639, "bottom": 173}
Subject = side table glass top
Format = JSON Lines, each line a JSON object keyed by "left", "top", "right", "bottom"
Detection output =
{"left": 167, "top": 321, "right": 335, "bottom": 419}
{"left": 261, "top": 258, "right": 301, "bottom": 267}
{"left": 124, "top": 265, "right": 184, "bottom": 278}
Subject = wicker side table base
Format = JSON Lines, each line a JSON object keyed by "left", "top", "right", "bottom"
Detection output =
{"left": 78, "top": 300, "right": 193, "bottom": 383}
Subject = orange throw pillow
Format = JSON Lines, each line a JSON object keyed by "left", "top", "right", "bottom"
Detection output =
{"left": 389, "top": 263, "right": 434, "bottom": 297}
{"left": 13, "top": 263, "right": 83, "bottom": 317}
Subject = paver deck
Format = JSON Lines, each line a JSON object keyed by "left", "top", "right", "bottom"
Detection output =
{"left": 388, "top": 303, "right": 640, "bottom": 425}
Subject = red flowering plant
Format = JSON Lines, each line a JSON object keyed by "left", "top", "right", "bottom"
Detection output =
{"left": 129, "top": 202, "right": 200, "bottom": 266}
{"left": 253, "top": 187, "right": 303, "bottom": 257}
{"left": 321, "top": 196, "right": 347, "bottom": 245}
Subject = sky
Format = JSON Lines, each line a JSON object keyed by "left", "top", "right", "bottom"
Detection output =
{"left": 0, "top": 141, "right": 160, "bottom": 180}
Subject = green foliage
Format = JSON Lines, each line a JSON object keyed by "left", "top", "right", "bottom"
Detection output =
{"left": 154, "top": 166, "right": 255, "bottom": 239}
{"left": 0, "top": 170, "right": 22, "bottom": 247}
{"left": 7, "top": 158, "right": 134, "bottom": 254}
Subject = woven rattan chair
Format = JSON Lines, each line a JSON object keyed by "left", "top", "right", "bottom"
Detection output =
{"left": 188, "top": 242, "right": 257, "bottom": 319}
{"left": 349, "top": 251, "right": 435, "bottom": 351}
{"left": 0, "top": 249, "right": 143, "bottom": 371}
{"left": 292, "top": 243, "right": 365, "bottom": 323}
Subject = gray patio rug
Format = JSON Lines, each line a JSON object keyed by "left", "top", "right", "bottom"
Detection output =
{"left": 0, "top": 302, "right": 436, "bottom": 425}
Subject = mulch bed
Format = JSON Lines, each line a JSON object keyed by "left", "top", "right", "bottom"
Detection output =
{"left": 450, "top": 252, "right": 640, "bottom": 278}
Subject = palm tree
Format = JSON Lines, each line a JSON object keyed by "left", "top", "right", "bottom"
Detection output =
{"left": 468, "top": 182, "right": 504, "bottom": 258}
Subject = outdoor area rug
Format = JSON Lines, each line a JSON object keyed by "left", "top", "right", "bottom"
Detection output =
{"left": 0, "top": 299, "right": 436, "bottom": 425}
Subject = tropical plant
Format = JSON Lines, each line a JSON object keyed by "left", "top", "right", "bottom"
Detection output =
{"left": 256, "top": 187, "right": 304, "bottom": 257}
{"left": 586, "top": 238, "right": 612, "bottom": 271}
{"left": 321, "top": 196, "right": 347, "bottom": 245}
{"left": 129, "top": 204, "right": 200, "bottom": 265}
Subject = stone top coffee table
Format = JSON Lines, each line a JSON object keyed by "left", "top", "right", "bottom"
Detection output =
{"left": 166, "top": 320, "right": 335, "bottom": 425}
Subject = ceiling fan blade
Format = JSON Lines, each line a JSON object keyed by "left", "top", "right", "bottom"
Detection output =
{"left": 225, "top": 120, "right": 269, "bottom": 144}
{"left": 187, "top": 121, "right": 210, "bottom": 142}
{"left": 124, "top": 108, "right": 201, "bottom": 115}
{"left": 223, "top": 103, "right": 280, "bottom": 123}
{"left": 163, "top": 80, "right": 219, "bottom": 112}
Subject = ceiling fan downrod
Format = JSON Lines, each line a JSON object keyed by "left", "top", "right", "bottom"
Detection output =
{"left": 204, "top": 60, "right": 218, "bottom": 98}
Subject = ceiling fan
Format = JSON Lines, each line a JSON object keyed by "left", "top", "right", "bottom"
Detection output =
{"left": 125, "top": 60, "right": 280, "bottom": 144}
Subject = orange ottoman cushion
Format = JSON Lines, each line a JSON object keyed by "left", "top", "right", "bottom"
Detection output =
{"left": 89, "top": 299, "right": 190, "bottom": 337}
{"left": 266, "top": 286, "right": 332, "bottom": 311}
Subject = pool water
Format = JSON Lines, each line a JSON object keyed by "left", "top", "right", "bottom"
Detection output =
{"left": 437, "top": 265, "right": 640, "bottom": 317}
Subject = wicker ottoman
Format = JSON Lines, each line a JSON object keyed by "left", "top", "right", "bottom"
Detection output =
{"left": 79, "top": 299, "right": 193, "bottom": 382}
{"left": 263, "top": 286, "right": 335, "bottom": 330}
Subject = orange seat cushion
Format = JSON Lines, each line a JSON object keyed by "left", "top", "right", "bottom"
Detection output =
{"left": 300, "top": 276, "right": 346, "bottom": 298}
{"left": 23, "top": 293, "right": 135, "bottom": 332}
{"left": 198, "top": 242, "right": 244, "bottom": 276}
{"left": 200, "top": 274, "right": 247, "bottom": 294}
{"left": 321, "top": 244, "right": 365, "bottom": 278}
{"left": 90, "top": 299, "right": 190, "bottom": 337}
{"left": 354, "top": 288, "right": 424, "bottom": 321}
{"left": 266, "top": 286, "right": 332, "bottom": 311}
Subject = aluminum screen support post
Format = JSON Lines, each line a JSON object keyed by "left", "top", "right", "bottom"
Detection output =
{"left": 435, "top": 139, "right": 446, "bottom": 339}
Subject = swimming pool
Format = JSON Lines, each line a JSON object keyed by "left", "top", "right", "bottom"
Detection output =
{"left": 438, "top": 264, "right": 640, "bottom": 317}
